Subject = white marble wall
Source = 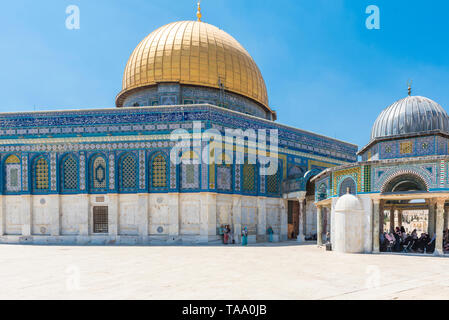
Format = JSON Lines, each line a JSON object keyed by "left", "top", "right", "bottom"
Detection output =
{"left": 0, "top": 193, "right": 286, "bottom": 245}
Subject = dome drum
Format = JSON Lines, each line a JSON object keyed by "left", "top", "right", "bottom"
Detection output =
{"left": 117, "top": 82, "right": 274, "bottom": 120}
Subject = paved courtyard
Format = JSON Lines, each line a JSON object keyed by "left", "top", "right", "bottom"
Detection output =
{"left": 0, "top": 242, "right": 448, "bottom": 300}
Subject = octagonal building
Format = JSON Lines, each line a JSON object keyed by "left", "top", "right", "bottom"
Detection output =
{"left": 0, "top": 15, "right": 356, "bottom": 245}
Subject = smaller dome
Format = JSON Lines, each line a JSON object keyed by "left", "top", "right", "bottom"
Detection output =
{"left": 371, "top": 96, "right": 449, "bottom": 140}
{"left": 335, "top": 194, "right": 363, "bottom": 212}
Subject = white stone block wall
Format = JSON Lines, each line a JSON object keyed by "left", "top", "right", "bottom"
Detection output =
{"left": 0, "top": 193, "right": 286, "bottom": 245}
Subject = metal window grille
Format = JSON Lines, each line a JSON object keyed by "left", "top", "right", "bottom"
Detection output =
{"left": 120, "top": 155, "right": 136, "bottom": 190}
{"left": 93, "top": 206, "right": 108, "bottom": 234}
{"left": 152, "top": 155, "right": 167, "bottom": 188}
{"left": 35, "top": 157, "right": 49, "bottom": 190}
{"left": 63, "top": 156, "right": 77, "bottom": 190}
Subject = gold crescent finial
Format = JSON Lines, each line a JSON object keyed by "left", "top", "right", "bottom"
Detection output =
{"left": 407, "top": 80, "right": 413, "bottom": 96}
{"left": 197, "top": 1, "right": 202, "bottom": 22}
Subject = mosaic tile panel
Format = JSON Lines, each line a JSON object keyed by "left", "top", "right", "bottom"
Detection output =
{"left": 373, "top": 163, "right": 438, "bottom": 192}
{"left": 92, "top": 157, "right": 107, "bottom": 190}
{"left": 21, "top": 154, "right": 28, "bottom": 192}
{"left": 170, "top": 160, "right": 177, "bottom": 189}
{"left": 260, "top": 174, "right": 266, "bottom": 194}
{"left": 108, "top": 154, "right": 115, "bottom": 190}
{"left": 50, "top": 153, "right": 57, "bottom": 191}
{"left": 217, "top": 165, "right": 231, "bottom": 191}
{"left": 79, "top": 152, "right": 86, "bottom": 191}
{"left": 139, "top": 150, "right": 145, "bottom": 189}
{"left": 234, "top": 164, "right": 241, "bottom": 192}
{"left": 333, "top": 167, "right": 361, "bottom": 195}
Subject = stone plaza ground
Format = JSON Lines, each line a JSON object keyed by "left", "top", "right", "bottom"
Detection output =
{"left": 0, "top": 242, "right": 448, "bottom": 300}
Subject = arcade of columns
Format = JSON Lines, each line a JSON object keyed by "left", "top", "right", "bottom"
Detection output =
{"left": 313, "top": 194, "right": 449, "bottom": 255}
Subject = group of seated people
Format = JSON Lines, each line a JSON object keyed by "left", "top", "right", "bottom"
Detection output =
{"left": 380, "top": 226, "right": 449, "bottom": 254}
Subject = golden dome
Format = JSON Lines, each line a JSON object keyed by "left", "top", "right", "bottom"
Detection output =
{"left": 116, "top": 20, "right": 270, "bottom": 113}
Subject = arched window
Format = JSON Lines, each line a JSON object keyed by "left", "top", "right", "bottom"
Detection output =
{"left": 151, "top": 154, "right": 167, "bottom": 189}
{"left": 61, "top": 155, "right": 78, "bottom": 191}
{"left": 119, "top": 154, "right": 137, "bottom": 192}
{"left": 317, "top": 183, "right": 327, "bottom": 201}
{"left": 242, "top": 163, "right": 256, "bottom": 193}
{"left": 4, "top": 155, "right": 21, "bottom": 192}
{"left": 34, "top": 156, "right": 49, "bottom": 191}
{"left": 339, "top": 177, "right": 356, "bottom": 197}
{"left": 90, "top": 155, "right": 107, "bottom": 192}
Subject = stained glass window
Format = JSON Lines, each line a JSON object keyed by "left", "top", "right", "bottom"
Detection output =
{"left": 119, "top": 154, "right": 137, "bottom": 191}
{"left": 151, "top": 154, "right": 167, "bottom": 188}
{"left": 242, "top": 164, "right": 256, "bottom": 192}
{"left": 5, "top": 155, "right": 21, "bottom": 192}
{"left": 92, "top": 156, "right": 107, "bottom": 190}
{"left": 35, "top": 157, "right": 49, "bottom": 190}
{"left": 62, "top": 155, "right": 78, "bottom": 190}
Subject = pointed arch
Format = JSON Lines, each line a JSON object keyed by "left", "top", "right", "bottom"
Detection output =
{"left": 4, "top": 154, "right": 21, "bottom": 193}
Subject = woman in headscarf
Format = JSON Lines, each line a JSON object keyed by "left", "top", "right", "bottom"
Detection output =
{"left": 223, "top": 225, "right": 230, "bottom": 244}
{"left": 241, "top": 226, "right": 248, "bottom": 246}
{"left": 267, "top": 226, "right": 274, "bottom": 243}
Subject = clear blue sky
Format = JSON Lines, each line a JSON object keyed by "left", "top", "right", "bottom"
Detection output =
{"left": 0, "top": 0, "right": 448, "bottom": 148}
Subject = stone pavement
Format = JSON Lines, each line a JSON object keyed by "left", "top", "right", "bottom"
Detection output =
{"left": 0, "top": 242, "right": 448, "bottom": 300}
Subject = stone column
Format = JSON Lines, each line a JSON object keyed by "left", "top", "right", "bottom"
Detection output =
{"left": 379, "top": 201, "right": 384, "bottom": 234}
{"left": 280, "top": 199, "right": 288, "bottom": 241}
{"left": 397, "top": 209, "right": 403, "bottom": 227}
{"left": 317, "top": 205, "right": 323, "bottom": 246}
{"left": 373, "top": 199, "right": 380, "bottom": 253}
{"left": 435, "top": 198, "right": 445, "bottom": 255}
{"left": 389, "top": 207, "right": 395, "bottom": 233}
{"left": 297, "top": 198, "right": 305, "bottom": 242}
{"left": 444, "top": 206, "right": 448, "bottom": 231}
{"left": 428, "top": 199, "right": 436, "bottom": 236}
{"left": 303, "top": 199, "right": 308, "bottom": 238}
